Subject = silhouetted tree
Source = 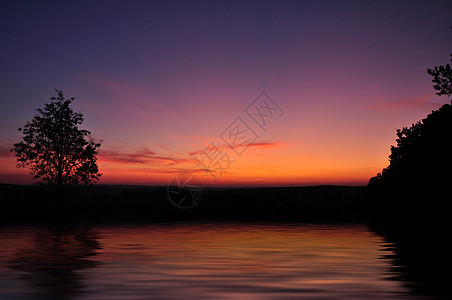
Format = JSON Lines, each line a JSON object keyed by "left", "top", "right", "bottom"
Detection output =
{"left": 369, "top": 53, "right": 452, "bottom": 211}
{"left": 427, "top": 54, "right": 452, "bottom": 97}
{"left": 12, "top": 90, "right": 102, "bottom": 191}
{"left": 368, "top": 103, "right": 452, "bottom": 192}
{"left": 427, "top": 29, "right": 452, "bottom": 97}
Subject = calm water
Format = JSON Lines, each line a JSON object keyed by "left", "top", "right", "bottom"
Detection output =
{"left": 0, "top": 223, "right": 428, "bottom": 299}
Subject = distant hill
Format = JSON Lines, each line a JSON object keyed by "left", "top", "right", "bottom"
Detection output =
{"left": 0, "top": 184, "right": 367, "bottom": 224}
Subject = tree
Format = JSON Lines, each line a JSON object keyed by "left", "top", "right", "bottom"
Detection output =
{"left": 12, "top": 90, "right": 102, "bottom": 191}
{"left": 427, "top": 53, "right": 452, "bottom": 97}
{"left": 427, "top": 28, "right": 452, "bottom": 97}
{"left": 368, "top": 51, "right": 452, "bottom": 210}
{"left": 368, "top": 103, "right": 452, "bottom": 191}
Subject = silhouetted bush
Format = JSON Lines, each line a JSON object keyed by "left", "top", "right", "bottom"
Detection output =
{"left": 368, "top": 102, "right": 452, "bottom": 214}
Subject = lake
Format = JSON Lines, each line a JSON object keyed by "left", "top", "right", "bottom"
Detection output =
{"left": 0, "top": 222, "right": 439, "bottom": 299}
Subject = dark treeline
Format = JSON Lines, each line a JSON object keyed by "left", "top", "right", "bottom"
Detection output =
{"left": 2, "top": 182, "right": 452, "bottom": 225}
{"left": 3, "top": 182, "right": 449, "bottom": 226}
{"left": 0, "top": 184, "right": 369, "bottom": 224}
{"left": 0, "top": 179, "right": 452, "bottom": 224}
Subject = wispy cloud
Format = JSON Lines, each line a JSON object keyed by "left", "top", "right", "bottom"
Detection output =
{"left": 188, "top": 141, "right": 281, "bottom": 156}
{"left": 0, "top": 146, "right": 12, "bottom": 157}
{"left": 138, "top": 167, "right": 212, "bottom": 174}
{"left": 361, "top": 94, "right": 439, "bottom": 110}
{"left": 79, "top": 74, "right": 172, "bottom": 119}
{"left": 0, "top": 140, "right": 14, "bottom": 158}
{"left": 156, "top": 144, "right": 171, "bottom": 151}
{"left": 135, "top": 167, "right": 235, "bottom": 179}
{"left": 99, "top": 148, "right": 196, "bottom": 165}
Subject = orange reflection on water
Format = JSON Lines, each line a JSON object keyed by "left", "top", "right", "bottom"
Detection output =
{"left": 0, "top": 223, "right": 417, "bottom": 299}
{"left": 84, "top": 223, "right": 410, "bottom": 299}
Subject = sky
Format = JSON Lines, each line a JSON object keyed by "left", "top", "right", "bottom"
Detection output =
{"left": 1, "top": 0, "right": 451, "bottom": 186}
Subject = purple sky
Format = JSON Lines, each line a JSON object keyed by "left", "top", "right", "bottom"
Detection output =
{"left": 1, "top": 0, "right": 451, "bottom": 185}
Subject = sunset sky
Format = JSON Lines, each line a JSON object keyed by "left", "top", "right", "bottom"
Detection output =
{"left": 1, "top": 0, "right": 451, "bottom": 186}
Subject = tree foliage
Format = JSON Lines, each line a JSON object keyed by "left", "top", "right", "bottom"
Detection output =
{"left": 369, "top": 50, "right": 452, "bottom": 203}
{"left": 368, "top": 103, "right": 452, "bottom": 194}
{"left": 427, "top": 53, "right": 452, "bottom": 97}
{"left": 12, "top": 90, "right": 102, "bottom": 190}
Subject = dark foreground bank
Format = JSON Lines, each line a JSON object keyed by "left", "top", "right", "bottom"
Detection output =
{"left": 0, "top": 184, "right": 369, "bottom": 223}
{"left": 1, "top": 183, "right": 451, "bottom": 225}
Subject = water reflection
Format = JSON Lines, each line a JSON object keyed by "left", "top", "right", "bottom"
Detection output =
{"left": 373, "top": 223, "right": 452, "bottom": 300}
{"left": 6, "top": 226, "right": 101, "bottom": 299}
{"left": 90, "top": 223, "right": 407, "bottom": 300}
{"left": 0, "top": 222, "right": 444, "bottom": 299}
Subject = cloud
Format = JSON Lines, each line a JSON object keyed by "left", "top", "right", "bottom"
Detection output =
{"left": 0, "top": 172, "right": 32, "bottom": 184}
{"left": 188, "top": 141, "right": 281, "bottom": 156}
{"left": 240, "top": 141, "right": 281, "bottom": 149}
{"left": 135, "top": 167, "right": 235, "bottom": 178}
{"left": 137, "top": 167, "right": 212, "bottom": 174}
{"left": 0, "top": 140, "right": 14, "bottom": 158}
{"left": 79, "top": 74, "right": 172, "bottom": 119}
{"left": 361, "top": 94, "right": 439, "bottom": 110}
{"left": 99, "top": 148, "right": 196, "bottom": 165}
{"left": 0, "top": 145, "right": 12, "bottom": 157}
{"left": 156, "top": 144, "right": 171, "bottom": 151}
